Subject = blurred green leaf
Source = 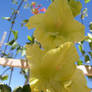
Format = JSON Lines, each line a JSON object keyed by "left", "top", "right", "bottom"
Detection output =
{"left": 2, "top": 17, "right": 11, "bottom": 21}
{"left": 78, "top": 45, "right": 85, "bottom": 55}
{"left": 5, "top": 39, "right": 15, "bottom": 46}
{"left": 13, "top": 85, "right": 31, "bottom": 92}
{"left": 12, "top": 30, "right": 18, "bottom": 40}
{"left": 89, "top": 22, "right": 92, "bottom": 30}
{"left": 22, "top": 85, "right": 31, "bottom": 92}
{"left": 21, "top": 19, "right": 28, "bottom": 27}
{"left": 85, "top": 55, "right": 90, "bottom": 62}
{"left": 78, "top": 45, "right": 82, "bottom": 52}
{"left": 77, "top": 60, "right": 83, "bottom": 65}
{"left": 0, "top": 75, "right": 8, "bottom": 81}
{"left": 89, "top": 42, "right": 92, "bottom": 50}
{"left": 84, "top": 0, "right": 91, "bottom": 3}
{"left": 51, "top": 0, "right": 54, "bottom": 2}
{"left": 11, "top": 42, "right": 19, "bottom": 50}
{"left": 23, "top": 19, "right": 28, "bottom": 23}
{"left": 0, "top": 84, "right": 11, "bottom": 92}
{"left": 13, "top": 87, "right": 22, "bottom": 92}
{"left": 89, "top": 52, "right": 92, "bottom": 58}
{"left": 81, "top": 14, "right": 85, "bottom": 20}
{"left": 27, "top": 36, "right": 32, "bottom": 42}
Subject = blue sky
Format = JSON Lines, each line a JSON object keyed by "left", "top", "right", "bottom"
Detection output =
{"left": 0, "top": 0, "right": 92, "bottom": 90}
{"left": 0, "top": 0, "right": 50, "bottom": 90}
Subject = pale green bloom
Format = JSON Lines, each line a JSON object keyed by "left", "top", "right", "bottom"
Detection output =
{"left": 68, "top": 0, "right": 82, "bottom": 17}
{"left": 25, "top": 0, "right": 89, "bottom": 92}
{"left": 63, "top": 69, "right": 90, "bottom": 92}
{"left": 26, "top": 42, "right": 90, "bottom": 92}
{"left": 26, "top": 0, "right": 85, "bottom": 49}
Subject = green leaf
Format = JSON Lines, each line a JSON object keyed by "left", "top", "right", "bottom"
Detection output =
{"left": 77, "top": 60, "right": 83, "bottom": 65}
{"left": 13, "top": 87, "right": 22, "bottom": 92}
{"left": 89, "top": 42, "right": 92, "bottom": 50}
{"left": 89, "top": 22, "right": 92, "bottom": 30}
{"left": 80, "top": 40, "right": 85, "bottom": 44}
{"left": 5, "top": 39, "right": 15, "bottom": 46}
{"left": 2, "top": 17, "right": 11, "bottom": 21}
{"left": 0, "top": 75, "right": 8, "bottom": 81}
{"left": 23, "top": 19, "right": 29, "bottom": 23}
{"left": 85, "top": 55, "right": 90, "bottom": 62}
{"left": 11, "top": 42, "right": 19, "bottom": 50}
{"left": 22, "top": 85, "right": 31, "bottom": 92}
{"left": 51, "top": 0, "right": 54, "bottom": 2}
{"left": 81, "top": 8, "right": 88, "bottom": 20}
{"left": 0, "top": 84, "right": 11, "bottom": 92}
{"left": 89, "top": 52, "right": 92, "bottom": 58}
{"left": 81, "top": 50, "right": 85, "bottom": 55}
{"left": 12, "top": 30, "right": 18, "bottom": 40}
{"left": 27, "top": 36, "right": 32, "bottom": 42}
{"left": 88, "top": 76, "right": 92, "bottom": 79}
{"left": 13, "top": 85, "right": 31, "bottom": 92}
{"left": 84, "top": 0, "right": 91, "bottom": 3}
{"left": 21, "top": 19, "right": 28, "bottom": 27}
{"left": 78, "top": 45, "right": 85, "bottom": 55}
{"left": 81, "top": 14, "right": 85, "bottom": 20}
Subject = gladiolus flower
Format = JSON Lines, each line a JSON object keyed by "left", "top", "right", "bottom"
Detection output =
{"left": 26, "top": 0, "right": 90, "bottom": 91}
{"left": 26, "top": 42, "right": 90, "bottom": 92}
{"left": 26, "top": 0, "right": 85, "bottom": 50}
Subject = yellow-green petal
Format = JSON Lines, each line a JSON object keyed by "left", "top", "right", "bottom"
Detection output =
{"left": 68, "top": 0, "right": 82, "bottom": 17}
{"left": 26, "top": 0, "right": 85, "bottom": 49}
{"left": 26, "top": 44, "right": 46, "bottom": 65}
{"left": 26, "top": 42, "right": 80, "bottom": 92}
{"left": 64, "top": 69, "right": 90, "bottom": 92}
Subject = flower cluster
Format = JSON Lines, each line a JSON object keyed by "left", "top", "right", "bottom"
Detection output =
{"left": 31, "top": 2, "right": 46, "bottom": 15}
{"left": 26, "top": 0, "right": 90, "bottom": 92}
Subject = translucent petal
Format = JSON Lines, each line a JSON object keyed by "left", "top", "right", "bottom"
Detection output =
{"left": 26, "top": 42, "right": 81, "bottom": 92}
{"left": 64, "top": 69, "right": 91, "bottom": 92}
{"left": 26, "top": 14, "right": 44, "bottom": 29}
{"left": 68, "top": 0, "right": 82, "bottom": 17}
{"left": 41, "top": 42, "right": 78, "bottom": 81}
{"left": 26, "top": 44, "right": 46, "bottom": 65}
{"left": 26, "top": 0, "right": 85, "bottom": 49}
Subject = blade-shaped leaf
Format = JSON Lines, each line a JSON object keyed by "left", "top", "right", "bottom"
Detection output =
{"left": 12, "top": 30, "right": 18, "bottom": 40}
